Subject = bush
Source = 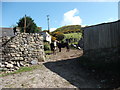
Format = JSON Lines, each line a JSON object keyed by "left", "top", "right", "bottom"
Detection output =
{"left": 51, "top": 36, "right": 56, "bottom": 42}
{"left": 51, "top": 32, "right": 65, "bottom": 41}
{"left": 56, "top": 33, "right": 65, "bottom": 41}
{"left": 44, "top": 44, "right": 50, "bottom": 51}
{"left": 17, "top": 16, "right": 38, "bottom": 33}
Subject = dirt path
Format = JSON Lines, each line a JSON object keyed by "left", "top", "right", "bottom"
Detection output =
{"left": 46, "top": 49, "right": 83, "bottom": 62}
{"left": 0, "top": 49, "right": 102, "bottom": 88}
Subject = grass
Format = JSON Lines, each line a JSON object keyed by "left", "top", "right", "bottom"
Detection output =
{"left": 44, "top": 42, "right": 51, "bottom": 51}
{"left": 64, "top": 33, "right": 82, "bottom": 45}
{"left": 45, "top": 50, "right": 52, "bottom": 55}
{"left": 0, "top": 65, "right": 42, "bottom": 77}
{"left": 64, "top": 33, "right": 82, "bottom": 39}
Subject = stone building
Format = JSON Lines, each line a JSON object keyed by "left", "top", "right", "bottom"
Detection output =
{"left": 1, "top": 27, "right": 14, "bottom": 37}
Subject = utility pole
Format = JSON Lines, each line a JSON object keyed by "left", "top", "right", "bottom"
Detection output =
{"left": 47, "top": 15, "right": 50, "bottom": 33}
{"left": 24, "top": 14, "right": 26, "bottom": 33}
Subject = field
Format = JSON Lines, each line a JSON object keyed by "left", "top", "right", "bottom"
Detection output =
{"left": 63, "top": 33, "right": 82, "bottom": 44}
{"left": 64, "top": 33, "right": 82, "bottom": 39}
{"left": 43, "top": 33, "right": 82, "bottom": 55}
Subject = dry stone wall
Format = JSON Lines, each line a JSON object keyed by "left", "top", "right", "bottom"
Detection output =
{"left": 0, "top": 33, "right": 45, "bottom": 72}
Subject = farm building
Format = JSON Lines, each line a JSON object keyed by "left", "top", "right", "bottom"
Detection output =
{"left": 0, "top": 27, "right": 42, "bottom": 37}
{"left": 82, "top": 20, "right": 120, "bottom": 58}
{"left": 40, "top": 31, "right": 51, "bottom": 43}
{"left": 0, "top": 27, "right": 14, "bottom": 37}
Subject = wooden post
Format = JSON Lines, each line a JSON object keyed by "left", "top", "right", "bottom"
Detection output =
{"left": 24, "top": 15, "right": 26, "bottom": 33}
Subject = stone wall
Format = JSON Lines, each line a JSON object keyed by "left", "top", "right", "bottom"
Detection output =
{"left": 0, "top": 33, "right": 45, "bottom": 72}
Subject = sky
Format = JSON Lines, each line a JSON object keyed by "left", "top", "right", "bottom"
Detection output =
{"left": 118, "top": 1, "right": 120, "bottom": 19}
{"left": 1, "top": 1, "right": 119, "bottom": 31}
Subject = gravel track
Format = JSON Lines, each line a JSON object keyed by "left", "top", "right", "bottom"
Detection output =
{"left": 0, "top": 49, "right": 101, "bottom": 88}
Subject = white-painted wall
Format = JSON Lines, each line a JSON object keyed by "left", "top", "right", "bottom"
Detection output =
{"left": 41, "top": 32, "right": 51, "bottom": 43}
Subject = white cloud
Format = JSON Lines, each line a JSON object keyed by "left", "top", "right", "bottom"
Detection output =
{"left": 50, "top": 28, "right": 57, "bottom": 32}
{"left": 81, "top": 25, "right": 86, "bottom": 27}
{"left": 107, "top": 18, "right": 118, "bottom": 22}
{"left": 61, "top": 8, "right": 82, "bottom": 26}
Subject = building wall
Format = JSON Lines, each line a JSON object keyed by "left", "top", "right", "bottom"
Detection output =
{"left": 83, "top": 20, "right": 120, "bottom": 51}
{"left": 1, "top": 28, "right": 14, "bottom": 37}
{"left": 41, "top": 32, "right": 51, "bottom": 43}
{"left": 82, "top": 20, "right": 120, "bottom": 59}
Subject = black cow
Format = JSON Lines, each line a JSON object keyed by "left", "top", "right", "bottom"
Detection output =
{"left": 13, "top": 27, "right": 17, "bottom": 35}
{"left": 50, "top": 42, "right": 56, "bottom": 54}
{"left": 57, "top": 41, "right": 70, "bottom": 52}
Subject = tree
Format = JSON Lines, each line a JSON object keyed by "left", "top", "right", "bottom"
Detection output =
{"left": 51, "top": 32, "right": 65, "bottom": 41}
{"left": 43, "top": 30, "right": 49, "bottom": 33}
{"left": 17, "top": 16, "right": 38, "bottom": 33}
{"left": 56, "top": 33, "right": 65, "bottom": 41}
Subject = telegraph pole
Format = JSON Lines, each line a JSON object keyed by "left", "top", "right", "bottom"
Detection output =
{"left": 47, "top": 15, "right": 50, "bottom": 33}
{"left": 24, "top": 14, "right": 26, "bottom": 33}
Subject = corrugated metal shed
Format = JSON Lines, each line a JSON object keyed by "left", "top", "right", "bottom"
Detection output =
{"left": 83, "top": 20, "right": 120, "bottom": 51}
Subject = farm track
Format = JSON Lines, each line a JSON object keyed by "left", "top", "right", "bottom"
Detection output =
{"left": 0, "top": 49, "right": 118, "bottom": 89}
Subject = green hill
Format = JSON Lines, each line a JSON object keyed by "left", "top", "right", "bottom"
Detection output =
{"left": 50, "top": 25, "right": 83, "bottom": 45}
{"left": 52, "top": 25, "right": 82, "bottom": 34}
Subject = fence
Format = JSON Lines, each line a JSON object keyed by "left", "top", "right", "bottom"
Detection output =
{"left": 83, "top": 20, "right": 120, "bottom": 51}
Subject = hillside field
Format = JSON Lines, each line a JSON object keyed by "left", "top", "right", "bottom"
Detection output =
{"left": 64, "top": 33, "right": 82, "bottom": 40}
{"left": 63, "top": 33, "right": 82, "bottom": 45}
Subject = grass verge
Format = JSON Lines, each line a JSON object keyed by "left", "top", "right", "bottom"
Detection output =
{"left": 45, "top": 50, "right": 52, "bottom": 55}
{"left": 0, "top": 65, "right": 42, "bottom": 77}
